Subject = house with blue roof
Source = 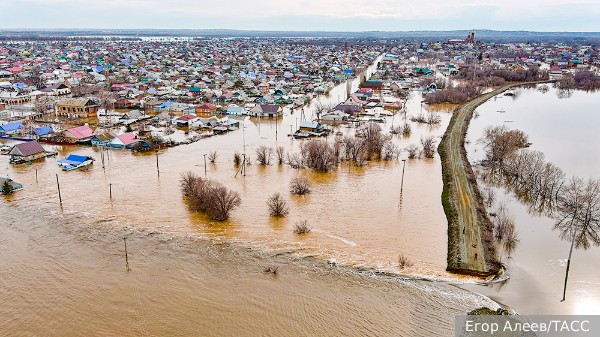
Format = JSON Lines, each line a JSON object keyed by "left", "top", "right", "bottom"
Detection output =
{"left": 0, "top": 122, "right": 24, "bottom": 136}
{"left": 33, "top": 126, "right": 55, "bottom": 139}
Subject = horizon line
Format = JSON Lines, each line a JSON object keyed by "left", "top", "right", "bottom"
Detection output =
{"left": 1, "top": 28, "right": 600, "bottom": 34}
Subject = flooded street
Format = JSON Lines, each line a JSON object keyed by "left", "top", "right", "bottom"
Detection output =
{"left": 0, "top": 63, "right": 491, "bottom": 335}
{"left": 463, "top": 85, "right": 600, "bottom": 314}
{"left": 1, "top": 62, "right": 455, "bottom": 279}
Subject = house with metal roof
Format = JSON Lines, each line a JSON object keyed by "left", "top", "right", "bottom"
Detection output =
{"left": 55, "top": 98, "right": 99, "bottom": 118}
{"left": 63, "top": 125, "right": 97, "bottom": 144}
{"left": 0, "top": 122, "right": 24, "bottom": 136}
{"left": 8, "top": 141, "right": 48, "bottom": 164}
{"left": 109, "top": 132, "right": 141, "bottom": 149}
{"left": 248, "top": 104, "right": 282, "bottom": 118}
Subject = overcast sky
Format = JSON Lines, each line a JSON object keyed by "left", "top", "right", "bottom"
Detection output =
{"left": 2, "top": 0, "right": 600, "bottom": 32}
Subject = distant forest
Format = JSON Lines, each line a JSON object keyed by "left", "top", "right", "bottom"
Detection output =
{"left": 1, "top": 29, "right": 600, "bottom": 44}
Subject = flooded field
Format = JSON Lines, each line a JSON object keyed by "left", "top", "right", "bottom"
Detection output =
{"left": 463, "top": 84, "right": 600, "bottom": 314}
{"left": 0, "top": 64, "right": 496, "bottom": 335}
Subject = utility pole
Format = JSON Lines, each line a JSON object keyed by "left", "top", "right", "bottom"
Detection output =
{"left": 56, "top": 174, "right": 62, "bottom": 204}
{"left": 156, "top": 151, "right": 159, "bottom": 176}
{"left": 203, "top": 154, "right": 207, "bottom": 177}
{"left": 242, "top": 154, "right": 246, "bottom": 176}
{"left": 400, "top": 159, "right": 407, "bottom": 195}
{"left": 561, "top": 224, "right": 578, "bottom": 302}
{"left": 124, "top": 237, "right": 131, "bottom": 271}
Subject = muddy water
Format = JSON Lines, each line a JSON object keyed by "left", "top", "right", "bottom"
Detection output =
{"left": 463, "top": 85, "right": 600, "bottom": 314}
{"left": 0, "top": 202, "right": 498, "bottom": 336}
{"left": 0, "top": 62, "right": 494, "bottom": 335}
{"left": 1, "top": 65, "right": 455, "bottom": 279}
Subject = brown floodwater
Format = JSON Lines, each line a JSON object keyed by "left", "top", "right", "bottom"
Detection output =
{"left": 1, "top": 62, "right": 499, "bottom": 335}
{"left": 463, "top": 84, "right": 600, "bottom": 315}
{"left": 0, "top": 202, "right": 498, "bottom": 336}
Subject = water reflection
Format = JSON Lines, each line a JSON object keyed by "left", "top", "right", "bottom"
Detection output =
{"left": 465, "top": 84, "right": 600, "bottom": 314}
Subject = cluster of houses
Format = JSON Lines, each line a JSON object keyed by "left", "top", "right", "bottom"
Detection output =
{"left": 371, "top": 38, "right": 599, "bottom": 87}
{"left": 0, "top": 37, "right": 385, "bottom": 157}
{"left": 2, "top": 35, "right": 599, "bottom": 165}
{"left": 0, "top": 38, "right": 381, "bottom": 112}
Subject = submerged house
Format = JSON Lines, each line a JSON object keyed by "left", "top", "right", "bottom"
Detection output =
{"left": 299, "top": 121, "right": 325, "bottom": 133}
{"left": 91, "top": 132, "right": 114, "bottom": 147}
{"left": 0, "top": 122, "right": 24, "bottom": 136}
{"left": 0, "top": 177, "right": 23, "bottom": 192}
{"left": 226, "top": 105, "right": 245, "bottom": 115}
{"left": 32, "top": 126, "right": 55, "bottom": 140}
{"left": 175, "top": 114, "right": 199, "bottom": 127}
{"left": 109, "top": 132, "right": 141, "bottom": 149}
{"left": 8, "top": 141, "right": 47, "bottom": 163}
{"left": 62, "top": 125, "right": 97, "bottom": 144}
{"left": 55, "top": 98, "right": 99, "bottom": 118}
{"left": 248, "top": 104, "right": 282, "bottom": 118}
{"left": 57, "top": 154, "right": 94, "bottom": 171}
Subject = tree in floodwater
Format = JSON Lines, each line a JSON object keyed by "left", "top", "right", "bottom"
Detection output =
{"left": 2, "top": 180, "right": 13, "bottom": 195}
{"left": 180, "top": 171, "right": 241, "bottom": 221}
{"left": 479, "top": 125, "right": 529, "bottom": 170}
{"left": 267, "top": 192, "right": 289, "bottom": 217}
{"left": 554, "top": 177, "right": 600, "bottom": 301}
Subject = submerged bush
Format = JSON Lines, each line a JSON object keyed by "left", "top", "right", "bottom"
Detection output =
{"left": 267, "top": 192, "right": 289, "bottom": 217}
{"left": 290, "top": 177, "right": 311, "bottom": 195}
{"left": 300, "top": 139, "right": 336, "bottom": 172}
{"left": 398, "top": 254, "right": 413, "bottom": 269}
{"left": 293, "top": 220, "right": 312, "bottom": 234}
{"left": 180, "top": 171, "right": 241, "bottom": 221}
{"left": 256, "top": 145, "right": 273, "bottom": 165}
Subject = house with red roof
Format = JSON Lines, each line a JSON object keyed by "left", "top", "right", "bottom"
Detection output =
{"left": 62, "top": 125, "right": 97, "bottom": 144}
{"left": 195, "top": 103, "right": 217, "bottom": 117}
{"left": 175, "top": 114, "right": 199, "bottom": 127}
{"left": 109, "top": 132, "right": 141, "bottom": 149}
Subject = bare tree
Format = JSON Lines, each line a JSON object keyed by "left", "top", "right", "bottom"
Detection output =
{"left": 382, "top": 141, "right": 400, "bottom": 161}
{"left": 554, "top": 177, "right": 600, "bottom": 301}
{"left": 256, "top": 145, "right": 273, "bottom": 165}
{"left": 402, "top": 123, "right": 412, "bottom": 136}
{"left": 421, "top": 136, "right": 437, "bottom": 158}
{"left": 180, "top": 171, "right": 241, "bottom": 221}
{"left": 313, "top": 102, "right": 334, "bottom": 121}
{"left": 426, "top": 112, "right": 441, "bottom": 125}
{"left": 276, "top": 146, "right": 285, "bottom": 165}
{"left": 363, "top": 123, "right": 388, "bottom": 160}
{"left": 341, "top": 136, "right": 367, "bottom": 165}
{"left": 210, "top": 184, "right": 243, "bottom": 221}
{"left": 406, "top": 144, "right": 420, "bottom": 159}
{"left": 300, "top": 140, "right": 336, "bottom": 172}
{"left": 267, "top": 192, "right": 289, "bottom": 217}
{"left": 479, "top": 125, "right": 529, "bottom": 169}
{"left": 287, "top": 152, "right": 304, "bottom": 169}
{"left": 290, "top": 177, "right": 311, "bottom": 195}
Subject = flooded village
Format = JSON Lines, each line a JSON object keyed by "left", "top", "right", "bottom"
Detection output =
{"left": 2, "top": 30, "right": 600, "bottom": 336}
